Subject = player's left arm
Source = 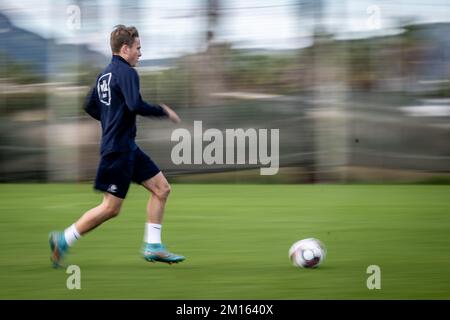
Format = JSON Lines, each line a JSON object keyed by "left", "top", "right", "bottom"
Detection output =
{"left": 159, "top": 103, "right": 181, "bottom": 124}
{"left": 121, "top": 68, "right": 168, "bottom": 118}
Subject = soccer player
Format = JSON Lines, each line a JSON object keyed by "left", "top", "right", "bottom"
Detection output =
{"left": 49, "top": 25, "right": 185, "bottom": 267}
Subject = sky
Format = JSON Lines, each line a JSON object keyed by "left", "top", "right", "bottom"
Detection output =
{"left": 1, "top": 0, "right": 450, "bottom": 59}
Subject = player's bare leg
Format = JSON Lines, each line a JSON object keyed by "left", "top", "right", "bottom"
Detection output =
{"left": 141, "top": 172, "right": 185, "bottom": 264}
{"left": 75, "top": 193, "right": 123, "bottom": 234}
{"left": 142, "top": 172, "right": 170, "bottom": 224}
{"left": 49, "top": 193, "right": 123, "bottom": 268}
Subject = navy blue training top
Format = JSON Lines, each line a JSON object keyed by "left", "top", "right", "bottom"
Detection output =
{"left": 84, "top": 55, "right": 168, "bottom": 156}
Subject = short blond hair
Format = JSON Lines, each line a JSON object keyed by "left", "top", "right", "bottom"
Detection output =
{"left": 110, "top": 25, "right": 139, "bottom": 53}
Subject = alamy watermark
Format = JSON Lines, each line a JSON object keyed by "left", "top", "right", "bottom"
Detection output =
{"left": 366, "top": 5, "right": 381, "bottom": 30}
{"left": 366, "top": 265, "right": 381, "bottom": 290}
{"left": 66, "top": 5, "right": 81, "bottom": 30}
{"left": 66, "top": 265, "right": 81, "bottom": 290}
{"left": 171, "top": 121, "right": 279, "bottom": 175}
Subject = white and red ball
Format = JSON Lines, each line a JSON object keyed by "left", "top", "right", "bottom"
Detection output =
{"left": 289, "top": 238, "right": 326, "bottom": 268}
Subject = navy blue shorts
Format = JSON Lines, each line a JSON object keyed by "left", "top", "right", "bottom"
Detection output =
{"left": 94, "top": 148, "right": 161, "bottom": 199}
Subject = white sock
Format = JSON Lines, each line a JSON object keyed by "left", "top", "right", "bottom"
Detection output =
{"left": 145, "top": 223, "right": 162, "bottom": 244}
{"left": 64, "top": 224, "right": 81, "bottom": 247}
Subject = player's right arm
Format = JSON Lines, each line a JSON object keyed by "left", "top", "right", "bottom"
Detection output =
{"left": 84, "top": 86, "right": 101, "bottom": 121}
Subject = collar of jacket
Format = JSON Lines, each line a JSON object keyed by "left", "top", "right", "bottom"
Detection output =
{"left": 112, "top": 54, "right": 131, "bottom": 67}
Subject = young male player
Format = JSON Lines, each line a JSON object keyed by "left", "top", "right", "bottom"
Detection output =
{"left": 49, "top": 25, "right": 185, "bottom": 267}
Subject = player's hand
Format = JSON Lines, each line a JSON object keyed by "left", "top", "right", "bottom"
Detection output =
{"left": 160, "top": 104, "right": 181, "bottom": 124}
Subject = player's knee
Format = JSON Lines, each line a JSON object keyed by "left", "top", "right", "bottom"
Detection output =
{"left": 103, "top": 204, "right": 121, "bottom": 219}
{"left": 155, "top": 182, "right": 171, "bottom": 200}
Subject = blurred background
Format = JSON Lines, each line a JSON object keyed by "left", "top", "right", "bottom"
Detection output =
{"left": 0, "top": 0, "right": 449, "bottom": 184}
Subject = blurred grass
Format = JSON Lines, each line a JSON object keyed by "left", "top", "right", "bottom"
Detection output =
{"left": 0, "top": 184, "right": 449, "bottom": 299}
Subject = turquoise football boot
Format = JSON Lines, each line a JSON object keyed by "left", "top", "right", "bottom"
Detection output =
{"left": 49, "top": 231, "right": 69, "bottom": 268}
{"left": 142, "top": 243, "right": 185, "bottom": 264}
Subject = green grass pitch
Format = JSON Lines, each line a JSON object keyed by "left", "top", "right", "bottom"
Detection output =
{"left": 0, "top": 184, "right": 449, "bottom": 299}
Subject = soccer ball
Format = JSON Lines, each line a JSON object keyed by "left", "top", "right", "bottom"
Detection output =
{"left": 289, "top": 238, "right": 326, "bottom": 268}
